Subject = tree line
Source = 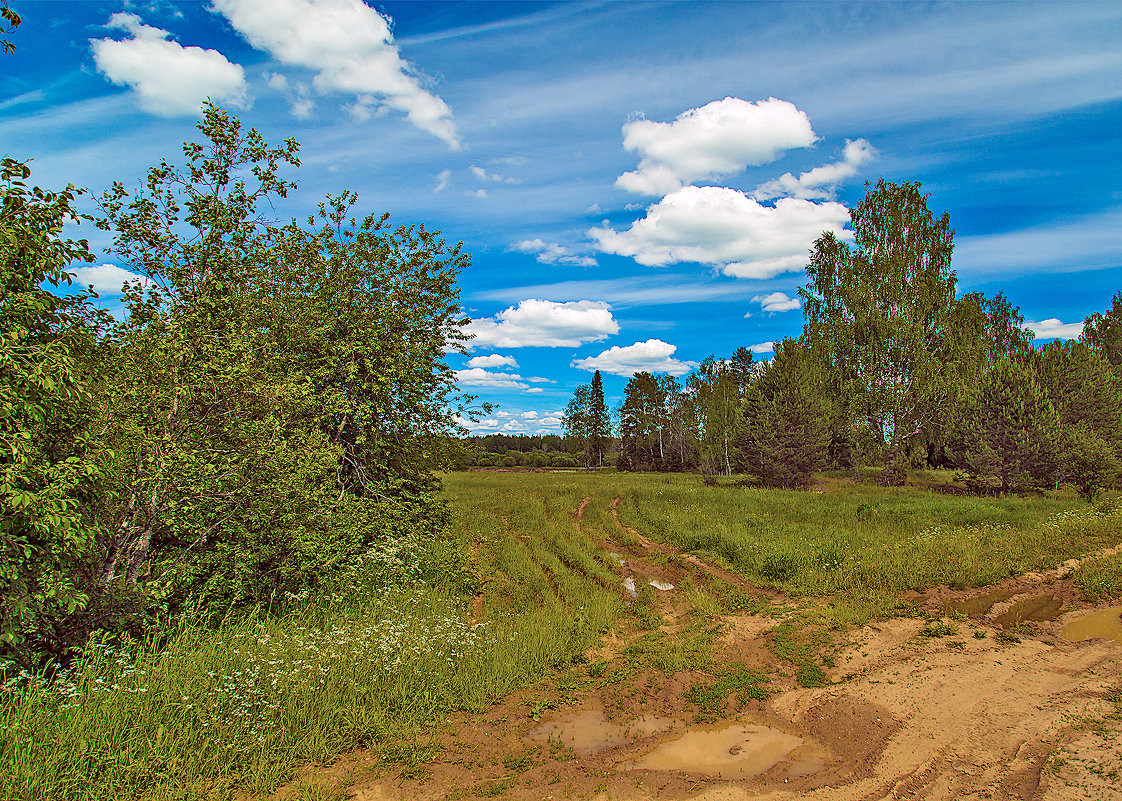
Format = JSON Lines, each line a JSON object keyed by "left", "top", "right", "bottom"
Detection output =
{"left": 2, "top": 102, "right": 473, "bottom": 668}
{"left": 563, "top": 181, "right": 1122, "bottom": 498}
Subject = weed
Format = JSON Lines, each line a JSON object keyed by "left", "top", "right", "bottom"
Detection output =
{"left": 919, "top": 619, "right": 958, "bottom": 637}
{"left": 995, "top": 630, "right": 1021, "bottom": 645}
{"left": 685, "top": 663, "right": 769, "bottom": 721}
{"left": 973, "top": 630, "right": 987, "bottom": 639}
{"left": 502, "top": 748, "right": 535, "bottom": 773}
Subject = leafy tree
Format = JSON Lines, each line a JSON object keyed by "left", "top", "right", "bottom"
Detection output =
{"left": 801, "top": 180, "right": 956, "bottom": 483}
{"left": 952, "top": 358, "right": 1062, "bottom": 494}
{"left": 739, "top": 339, "right": 830, "bottom": 489}
{"left": 1, "top": 2, "right": 19, "bottom": 55}
{"left": 86, "top": 105, "right": 470, "bottom": 621}
{"left": 563, "top": 371, "right": 611, "bottom": 469}
{"left": 0, "top": 159, "right": 109, "bottom": 662}
{"left": 618, "top": 372, "right": 666, "bottom": 471}
{"left": 690, "top": 356, "right": 749, "bottom": 476}
{"left": 1082, "top": 291, "right": 1122, "bottom": 369}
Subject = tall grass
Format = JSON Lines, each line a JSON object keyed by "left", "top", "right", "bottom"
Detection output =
{"left": 610, "top": 473, "right": 1120, "bottom": 597}
{"left": 1, "top": 473, "right": 623, "bottom": 801}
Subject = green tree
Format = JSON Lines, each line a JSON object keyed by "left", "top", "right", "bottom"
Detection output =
{"left": 93, "top": 105, "right": 470, "bottom": 616}
{"left": 739, "top": 339, "right": 830, "bottom": 489}
{"left": 1082, "top": 291, "right": 1122, "bottom": 369}
{"left": 952, "top": 358, "right": 1062, "bottom": 494}
{"left": 618, "top": 371, "right": 666, "bottom": 471}
{"left": 801, "top": 179, "right": 957, "bottom": 483}
{"left": 588, "top": 370, "right": 610, "bottom": 467}
{"left": 0, "top": 159, "right": 109, "bottom": 662}
{"left": 1, "top": 2, "right": 20, "bottom": 55}
{"left": 690, "top": 356, "right": 748, "bottom": 476}
{"left": 563, "top": 371, "right": 612, "bottom": 469}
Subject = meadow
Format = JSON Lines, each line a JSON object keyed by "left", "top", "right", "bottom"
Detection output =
{"left": 2, "top": 470, "right": 1119, "bottom": 801}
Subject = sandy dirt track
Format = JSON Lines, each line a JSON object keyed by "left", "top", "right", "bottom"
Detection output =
{"left": 274, "top": 498, "right": 1122, "bottom": 801}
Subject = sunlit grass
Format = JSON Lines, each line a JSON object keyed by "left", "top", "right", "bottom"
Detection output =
{"left": 3, "top": 470, "right": 1118, "bottom": 800}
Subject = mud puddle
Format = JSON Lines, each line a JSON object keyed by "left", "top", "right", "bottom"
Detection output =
{"left": 1062, "top": 605, "right": 1122, "bottom": 644}
{"left": 942, "top": 588, "right": 1016, "bottom": 617}
{"left": 623, "top": 721, "right": 824, "bottom": 780}
{"left": 993, "top": 593, "right": 1062, "bottom": 627}
{"left": 528, "top": 709, "right": 675, "bottom": 756}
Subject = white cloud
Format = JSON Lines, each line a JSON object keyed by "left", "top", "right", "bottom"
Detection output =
{"left": 615, "top": 97, "right": 817, "bottom": 196}
{"left": 754, "top": 138, "right": 877, "bottom": 201}
{"left": 434, "top": 169, "right": 451, "bottom": 193}
{"left": 513, "top": 238, "right": 597, "bottom": 267}
{"left": 70, "top": 263, "right": 153, "bottom": 294}
{"left": 470, "top": 164, "right": 519, "bottom": 184}
{"left": 1025, "top": 319, "right": 1084, "bottom": 340}
{"left": 467, "top": 299, "right": 619, "bottom": 348}
{"left": 748, "top": 341, "right": 775, "bottom": 354}
{"left": 90, "top": 13, "right": 248, "bottom": 116}
{"left": 467, "top": 354, "right": 519, "bottom": 369}
{"left": 525, "top": 387, "right": 544, "bottom": 394}
{"left": 590, "top": 186, "right": 851, "bottom": 279}
{"left": 751, "top": 291, "right": 801, "bottom": 313}
{"left": 455, "top": 368, "right": 529, "bottom": 389}
{"left": 211, "top": 0, "right": 460, "bottom": 148}
{"left": 467, "top": 189, "right": 489, "bottom": 199}
{"left": 571, "top": 338, "right": 697, "bottom": 377}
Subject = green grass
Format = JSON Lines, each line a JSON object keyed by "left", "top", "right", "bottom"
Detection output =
{"left": 1071, "top": 552, "right": 1122, "bottom": 602}
{"left": 3, "top": 470, "right": 1118, "bottom": 801}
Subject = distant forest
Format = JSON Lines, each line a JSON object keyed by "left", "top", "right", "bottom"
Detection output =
{"left": 473, "top": 182, "right": 1122, "bottom": 500}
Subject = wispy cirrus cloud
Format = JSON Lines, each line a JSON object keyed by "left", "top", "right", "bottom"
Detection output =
{"left": 513, "top": 238, "right": 597, "bottom": 267}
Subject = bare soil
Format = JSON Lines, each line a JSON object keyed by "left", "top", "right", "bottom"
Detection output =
{"left": 272, "top": 499, "right": 1122, "bottom": 801}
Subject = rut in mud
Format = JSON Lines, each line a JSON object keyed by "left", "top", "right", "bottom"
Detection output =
{"left": 274, "top": 495, "right": 1122, "bottom": 801}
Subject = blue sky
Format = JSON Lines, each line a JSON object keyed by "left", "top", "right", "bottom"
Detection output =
{"left": 4, "top": 0, "right": 1121, "bottom": 435}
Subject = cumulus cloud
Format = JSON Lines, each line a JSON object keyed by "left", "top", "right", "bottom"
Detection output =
{"left": 750, "top": 291, "right": 801, "bottom": 313}
{"left": 754, "top": 138, "right": 877, "bottom": 201}
{"left": 513, "top": 239, "right": 597, "bottom": 268}
{"left": 748, "top": 341, "right": 775, "bottom": 354}
{"left": 615, "top": 97, "right": 817, "bottom": 196}
{"left": 1025, "top": 318, "right": 1084, "bottom": 340}
{"left": 455, "top": 368, "right": 529, "bottom": 389}
{"left": 590, "top": 186, "right": 851, "bottom": 279}
{"left": 467, "top": 354, "right": 518, "bottom": 369}
{"left": 91, "top": 13, "right": 248, "bottom": 116}
{"left": 467, "top": 300, "right": 619, "bottom": 348}
{"left": 211, "top": 0, "right": 460, "bottom": 148}
{"left": 572, "top": 338, "right": 697, "bottom": 377}
{"left": 70, "top": 263, "right": 153, "bottom": 294}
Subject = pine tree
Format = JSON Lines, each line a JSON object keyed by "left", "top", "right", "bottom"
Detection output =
{"left": 739, "top": 339, "right": 830, "bottom": 489}
{"left": 953, "top": 358, "right": 1062, "bottom": 494}
{"left": 588, "top": 370, "right": 610, "bottom": 468}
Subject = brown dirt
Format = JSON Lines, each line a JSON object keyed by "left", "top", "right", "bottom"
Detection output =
{"left": 269, "top": 499, "right": 1122, "bottom": 801}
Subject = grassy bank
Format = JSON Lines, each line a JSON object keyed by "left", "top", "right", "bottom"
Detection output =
{"left": 3, "top": 470, "right": 1119, "bottom": 800}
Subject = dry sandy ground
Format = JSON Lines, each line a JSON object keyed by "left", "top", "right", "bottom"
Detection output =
{"left": 273, "top": 499, "right": 1122, "bottom": 801}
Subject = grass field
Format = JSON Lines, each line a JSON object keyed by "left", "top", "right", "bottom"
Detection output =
{"left": 2, "top": 469, "right": 1119, "bottom": 800}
